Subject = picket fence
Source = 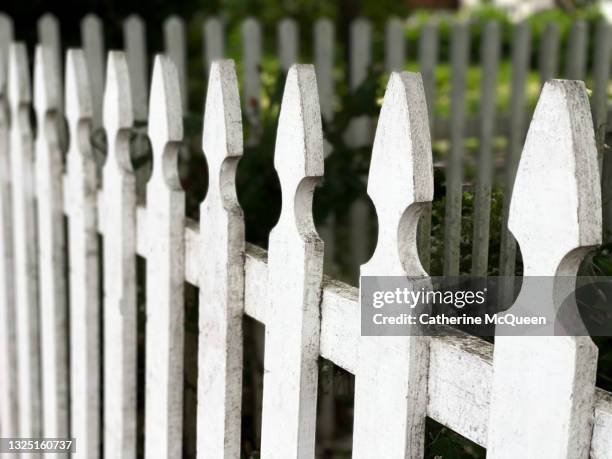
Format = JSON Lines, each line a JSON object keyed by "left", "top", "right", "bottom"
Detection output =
{"left": 3, "top": 12, "right": 612, "bottom": 285}
{"left": 2, "top": 22, "right": 612, "bottom": 459}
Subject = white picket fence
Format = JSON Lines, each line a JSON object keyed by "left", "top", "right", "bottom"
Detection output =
{"left": 1, "top": 30, "right": 612, "bottom": 459}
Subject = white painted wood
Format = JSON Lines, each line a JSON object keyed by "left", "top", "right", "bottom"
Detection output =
{"left": 196, "top": 60, "right": 244, "bottom": 459}
{"left": 241, "top": 18, "right": 262, "bottom": 143}
{"left": 487, "top": 80, "right": 601, "bottom": 458}
{"left": 471, "top": 21, "right": 500, "bottom": 276}
{"left": 38, "top": 14, "right": 63, "bottom": 114}
{"left": 385, "top": 17, "right": 405, "bottom": 73}
{"left": 417, "top": 20, "right": 438, "bottom": 272}
{"left": 565, "top": 20, "right": 588, "bottom": 80}
{"left": 314, "top": 18, "right": 334, "bottom": 122}
{"left": 0, "top": 14, "right": 13, "bottom": 70}
{"left": 278, "top": 18, "right": 299, "bottom": 74}
{"left": 102, "top": 51, "right": 137, "bottom": 459}
{"left": 144, "top": 55, "right": 185, "bottom": 459}
{"left": 9, "top": 43, "right": 42, "bottom": 443}
{"left": 260, "top": 65, "right": 324, "bottom": 459}
{"left": 65, "top": 49, "right": 100, "bottom": 459}
{"left": 0, "top": 18, "right": 17, "bottom": 446}
{"left": 81, "top": 14, "right": 106, "bottom": 130}
{"left": 203, "top": 17, "right": 224, "bottom": 75}
{"left": 123, "top": 15, "right": 148, "bottom": 121}
{"left": 353, "top": 72, "right": 433, "bottom": 458}
{"left": 163, "top": 16, "right": 188, "bottom": 112}
{"left": 499, "top": 21, "right": 531, "bottom": 279}
{"left": 348, "top": 18, "right": 372, "bottom": 280}
{"left": 111, "top": 200, "right": 612, "bottom": 457}
{"left": 443, "top": 21, "right": 469, "bottom": 276}
{"left": 34, "top": 45, "right": 69, "bottom": 443}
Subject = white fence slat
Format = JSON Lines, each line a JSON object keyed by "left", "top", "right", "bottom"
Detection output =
{"left": 417, "top": 20, "right": 438, "bottom": 272}
{"left": 0, "top": 18, "right": 17, "bottom": 444}
{"left": 538, "top": 22, "right": 559, "bottom": 84}
{"left": 163, "top": 16, "right": 188, "bottom": 113}
{"left": 487, "top": 80, "right": 600, "bottom": 458}
{"left": 314, "top": 18, "right": 334, "bottom": 121}
{"left": 0, "top": 14, "right": 13, "bottom": 68}
{"left": 241, "top": 18, "right": 262, "bottom": 142}
{"left": 353, "top": 72, "right": 433, "bottom": 458}
{"left": 81, "top": 14, "right": 106, "bottom": 130}
{"left": 471, "top": 21, "right": 500, "bottom": 276}
{"left": 123, "top": 15, "right": 148, "bottom": 121}
{"left": 278, "top": 18, "right": 299, "bottom": 74}
{"left": 196, "top": 60, "right": 244, "bottom": 459}
{"left": 9, "top": 43, "right": 42, "bottom": 441}
{"left": 65, "top": 49, "right": 100, "bottom": 459}
{"left": 385, "top": 17, "right": 405, "bottom": 73}
{"left": 102, "top": 52, "right": 137, "bottom": 459}
{"left": 144, "top": 55, "right": 185, "bottom": 459}
{"left": 565, "top": 20, "right": 588, "bottom": 80}
{"left": 499, "top": 22, "right": 531, "bottom": 279}
{"left": 203, "top": 17, "right": 224, "bottom": 76}
{"left": 38, "top": 13, "right": 63, "bottom": 114}
{"left": 260, "top": 65, "right": 324, "bottom": 458}
{"left": 34, "top": 45, "right": 69, "bottom": 441}
{"left": 348, "top": 18, "right": 372, "bottom": 279}
{"left": 443, "top": 21, "right": 469, "bottom": 276}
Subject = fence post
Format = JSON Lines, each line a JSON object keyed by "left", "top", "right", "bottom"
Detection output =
{"left": 565, "top": 20, "right": 588, "bottom": 81}
{"left": 34, "top": 44, "right": 69, "bottom": 441}
{"left": 443, "top": 21, "right": 469, "bottom": 276}
{"left": 241, "top": 18, "right": 262, "bottom": 144}
{"left": 164, "top": 16, "right": 188, "bottom": 113}
{"left": 196, "top": 60, "right": 244, "bottom": 459}
{"left": 353, "top": 72, "right": 433, "bottom": 458}
{"left": 314, "top": 18, "right": 334, "bottom": 122}
{"left": 9, "top": 43, "right": 41, "bottom": 440}
{"left": 260, "top": 65, "right": 324, "bottom": 458}
{"left": 499, "top": 21, "right": 531, "bottom": 279}
{"left": 38, "top": 14, "right": 63, "bottom": 115}
{"left": 417, "top": 19, "right": 438, "bottom": 272}
{"left": 278, "top": 18, "right": 299, "bottom": 75}
{"left": 123, "top": 15, "right": 148, "bottom": 122}
{"left": 144, "top": 55, "right": 185, "bottom": 459}
{"left": 0, "top": 17, "right": 17, "bottom": 443}
{"left": 203, "top": 17, "right": 224, "bottom": 77}
{"left": 348, "top": 18, "right": 372, "bottom": 280}
{"left": 65, "top": 49, "right": 100, "bottom": 459}
{"left": 385, "top": 17, "right": 405, "bottom": 73}
{"left": 102, "top": 51, "right": 137, "bottom": 459}
{"left": 538, "top": 22, "right": 559, "bottom": 85}
{"left": 487, "top": 80, "right": 600, "bottom": 459}
{"left": 81, "top": 14, "right": 106, "bottom": 131}
{"left": 471, "top": 21, "right": 500, "bottom": 276}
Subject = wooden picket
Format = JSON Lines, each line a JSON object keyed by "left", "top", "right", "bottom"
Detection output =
{"left": 203, "top": 17, "right": 224, "bottom": 75}
{"left": 9, "top": 43, "right": 41, "bottom": 442}
{"left": 4, "top": 11, "right": 612, "bottom": 459}
{"left": 34, "top": 44, "right": 69, "bottom": 442}
{"left": 102, "top": 51, "right": 137, "bottom": 458}
{"left": 0, "top": 15, "right": 17, "bottom": 446}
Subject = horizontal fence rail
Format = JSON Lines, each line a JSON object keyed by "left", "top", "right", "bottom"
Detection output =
{"left": 1, "top": 11, "right": 612, "bottom": 459}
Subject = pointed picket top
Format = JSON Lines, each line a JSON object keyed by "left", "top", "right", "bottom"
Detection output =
{"left": 274, "top": 64, "right": 323, "bottom": 203}
{"left": 65, "top": 49, "right": 93, "bottom": 129}
{"left": 148, "top": 55, "right": 183, "bottom": 158}
{"left": 104, "top": 51, "right": 133, "bottom": 147}
{"left": 8, "top": 44, "right": 31, "bottom": 111}
{"left": 202, "top": 60, "right": 242, "bottom": 174}
{"left": 363, "top": 71, "right": 433, "bottom": 276}
{"left": 34, "top": 45, "right": 60, "bottom": 118}
{"left": 508, "top": 79, "right": 601, "bottom": 275}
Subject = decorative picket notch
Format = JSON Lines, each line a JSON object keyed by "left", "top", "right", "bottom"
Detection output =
{"left": 2, "top": 15, "right": 612, "bottom": 459}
